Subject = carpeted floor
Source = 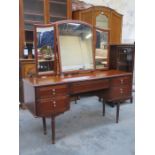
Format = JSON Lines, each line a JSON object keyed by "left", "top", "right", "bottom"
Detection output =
{"left": 19, "top": 96, "right": 134, "bottom": 155}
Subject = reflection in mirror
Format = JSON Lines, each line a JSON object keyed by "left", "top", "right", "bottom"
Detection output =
{"left": 95, "top": 29, "right": 109, "bottom": 69}
{"left": 58, "top": 22, "right": 94, "bottom": 73}
{"left": 96, "top": 13, "right": 108, "bottom": 29}
{"left": 36, "top": 26, "right": 55, "bottom": 74}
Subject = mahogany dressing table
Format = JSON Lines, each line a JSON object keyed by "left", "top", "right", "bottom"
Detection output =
{"left": 23, "top": 70, "right": 132, "bottom": 144}
{"left": 23, "top": 20, "right": 133, "bottom": 144}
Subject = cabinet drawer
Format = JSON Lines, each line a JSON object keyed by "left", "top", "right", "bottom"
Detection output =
{"left": 37, "top": 96, "right": 70, "bottom": 117}
{"left": 36, "top": 85, "right": 69, "bottom": 99}
{"left": 111, "top": 76, "right": 132, "bottom": 86}
{"left": 71, "top": 79, "right": 110, "bottom": 94}
{"left": 105, "top": 85, "right": 132, "bottom": 101}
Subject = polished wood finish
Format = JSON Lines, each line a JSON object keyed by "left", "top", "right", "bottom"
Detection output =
{"left": 102, "top": 75, "right": 132, "bottom": 102}
{"left": 110, "top": 11, "right": 122, "bottom": 44}
{"left": 71, "top": 79, "right": 109, "bottom": 94}
{"left": 67, "top": 0, "right": 72, "bottom": 19}
{"left": 72, "top": 6, "right": 123, "bottom": 44}
{"left": 44, "top": 0, "right": 50, "bottom": 24}
{"left": 36, "top": 84, "right": 69, "bottom": 99}
{"left": 23, "top": 70, "right": 132, "bottom": 143}
{"left": 37, "top": 95, "right": 70, "bottom": 117}
{"left": 19, "top": 0, "right": 25, "bottom": 58}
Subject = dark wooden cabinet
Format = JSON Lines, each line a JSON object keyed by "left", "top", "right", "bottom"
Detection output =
{"left": 19, "top": 0, "right": 72, "bottom": 58}
{"left": 109, "top": 44, "right": 135, "bottom": 73}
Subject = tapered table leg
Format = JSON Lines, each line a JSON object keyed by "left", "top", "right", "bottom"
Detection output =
{"left": 42, "top": 117, "right": 47, "bottom": 135}
{"left": 102, "top": 101, "right": 105, "bottom": 116}
{"left": 51, "top": 117, "right": 55, "bottom": 144}
{"left": 99, "top": 96, "right": 102, "bottom": 102}
{"left": 130, "top": 97, "right": 133, "bottom": 103}
{"left": 116, "top": 103, "right": 120, "bottom": 123}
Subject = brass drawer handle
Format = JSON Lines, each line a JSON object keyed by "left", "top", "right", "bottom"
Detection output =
{"left": 120, "top": 79, "right": 124, "bottom": 84}
{"left": 120, "top": 88, "right": 123, "bottom": 94}
{"left": 52, "top": 92, "right": 56, "bottom": 95}
{"left": 53, "top": 101, "right": 56, "bottom": 107}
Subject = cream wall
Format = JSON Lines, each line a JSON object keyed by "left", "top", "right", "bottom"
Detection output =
{"left": 79, "top": 0, "right": 135, "bottom": 43}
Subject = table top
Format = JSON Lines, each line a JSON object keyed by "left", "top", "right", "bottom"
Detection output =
{"left": 23, "top": 70, "right": 132, "bottom": 87}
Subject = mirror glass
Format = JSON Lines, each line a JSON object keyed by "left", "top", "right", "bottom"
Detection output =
{"left": 95, "top": 29, "right": 109, "bottom": 69}
{"left": 58, "top": 22, "right": 94, "bottom": 72}
{"left": 96, "top": 14, "right": 108, "bottom": 29}
{"left": 36, "top": 26, "right": 55, "bottom": 74}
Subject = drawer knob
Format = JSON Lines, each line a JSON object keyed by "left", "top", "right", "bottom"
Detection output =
{"left": 120, "top": 88, "right": 123, "bottom": 94}
{"left": 52, "top": 92, "right": 56, "bottom": 95}
{"left": 52, "top": 89, "right": 56, "bottom": 92}
{"left": 120, "top": 79, "right": 124, "bottom": 84}
{"left": 53, "top": 101, "right": 56, "bottom": 107}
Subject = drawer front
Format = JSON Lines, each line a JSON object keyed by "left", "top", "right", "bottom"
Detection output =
{"left": 36, "top": 85, "right": 69, "bottom": 99}
{"left": 111, "top": 76, "right": 132, "bottom": 86}
{"left": 37, "top": 96, "right": 70, "bottom": 117}
{"left": 71, "top": 79, "right": 110, "bottom": 94}
{"left": 106, "top": 85, "right": 132, "bottom": 101}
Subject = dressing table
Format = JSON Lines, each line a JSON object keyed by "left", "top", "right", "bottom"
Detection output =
{"left": 23, "top": 20, "right": 133, "bottom": 144}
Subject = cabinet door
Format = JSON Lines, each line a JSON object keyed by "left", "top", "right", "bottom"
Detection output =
{"left": 49, "top": 0, "right": 68, "bottom": 22}
{"left": 20, "top": 61, "right": 36, "bottom": 78}
{"left": 23, "top": 0, "right": 44, "bottom": 31}
{"left": 110, "top": 11, "right": 122, "bottom": 43}
{"left": 116, "top": 46, "right": 134, "bottom": 72}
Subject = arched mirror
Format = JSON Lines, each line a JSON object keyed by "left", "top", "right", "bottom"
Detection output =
{"left": 96, "top": 13, "right": 108, "bottom": 29}
{"left": 34, "top": 25, "right": 56, "bottom": 75}
{"left": 95, "top": 28, "right": 109, "bottom": 70}
{"left": 57, "top": 21, "right": 95, "bottom": 73}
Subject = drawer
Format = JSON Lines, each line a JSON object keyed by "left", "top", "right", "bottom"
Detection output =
{"left": 111, "top": 76, "right": 132, "bottom": 86}
{"left": 37, "top": 96, "right": 70, "bottom": 117}
{"left": 36, "top": 85, "right": 69, "bottom": 99}
{"left": 105, "top": 85, "right": 132, "bottom": 101}
{"left": 71, "top": 79, "right": 110, "bottom": 94}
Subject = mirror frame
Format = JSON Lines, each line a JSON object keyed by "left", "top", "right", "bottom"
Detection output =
{"left": 55, "top": 20, "right": 95, "bottom": 75}
{"left": 34, "top": 24, "right": 57, "bottom": 76}
{"left": 94, "top": 27, "right": 110, "bottom": 70}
